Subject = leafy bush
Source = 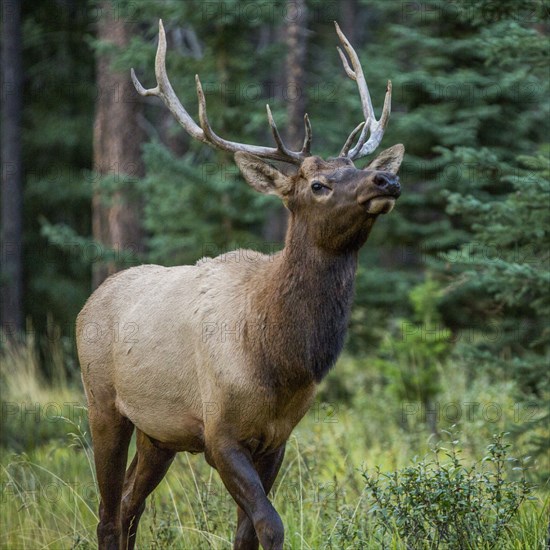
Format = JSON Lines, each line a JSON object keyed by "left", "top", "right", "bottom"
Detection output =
{"left": 363, "top": 431, "right": 533, "bottom": 549}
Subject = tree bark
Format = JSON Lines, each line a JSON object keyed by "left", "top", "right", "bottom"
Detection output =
{"left": 92, "top": 1, "right": 145, "bottom": 289}
{"left": 285, "top": 0, "right": 308, "bottom": 151}
{"left": 1, "top": 0, "right": 24, "bottom": 336}
{"left": 263, "top": 0, "right": 309, "bottom": 243}
{"left": 339, "top": 0, "right": 358, "bottom": 45}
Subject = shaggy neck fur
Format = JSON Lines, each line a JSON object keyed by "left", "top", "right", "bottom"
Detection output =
{"left": 248, "top": 213, "right": 375, "bottom": 389}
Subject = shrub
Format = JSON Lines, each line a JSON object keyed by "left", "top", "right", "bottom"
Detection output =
{"left": 363, "top": 431, "right": 533, "bottom": 549}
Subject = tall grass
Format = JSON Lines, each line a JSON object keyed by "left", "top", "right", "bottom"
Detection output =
{"left": 1, "top": 337, "right": 548, "bottom": 549}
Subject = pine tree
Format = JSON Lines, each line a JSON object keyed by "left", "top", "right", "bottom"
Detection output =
{"left": 20, "top": 0, "right": 96, "bottom": 340}
{"left": 350, "top": 0, "right": 549, "bottom": 324}
{"left": 357, "top": 0, "right": 549, "bottom": 464}
{"left": 446, "top": 150, "right": 549, "bottom": 469}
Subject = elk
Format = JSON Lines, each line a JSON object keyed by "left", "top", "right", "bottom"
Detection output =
{"left": 77, "top": 20, "right": 404, "bottom": 550}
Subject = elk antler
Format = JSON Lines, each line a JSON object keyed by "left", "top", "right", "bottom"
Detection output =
{"left": 335, "top": 22, "right": 392, "bottom": 161}
{"left": 131, "top": 20, "right": 311, "bottom": 165}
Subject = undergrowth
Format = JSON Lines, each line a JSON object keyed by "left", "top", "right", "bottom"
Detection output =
{"left": 1, "top": 339, "right": 548, "bottom": 549}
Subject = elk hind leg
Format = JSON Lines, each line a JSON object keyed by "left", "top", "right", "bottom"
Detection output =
{"left": 89, "top": 406, "right": 134, "bottom": 550}
{"left": 121, "top": 429, "right": 175, "bottom": 550}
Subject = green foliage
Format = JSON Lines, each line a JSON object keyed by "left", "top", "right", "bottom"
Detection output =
{"left": 356, "top": 0, "right": 547, "bottom": 303}
{"left": 443, "top": 150, "right": 550, "bottom": 469}
{"left": 21, "top": 0, "right": 95, "bottom": 338}
{"left": 373, "top": 279, "right": 451, "bottom": 410}
{"left": 137, "top": 141, "right": 273, "bottom": 266}
{"left": 363, "top": 431, "right": 534, "bottom": 549}
{"left": 348, "top": 0, "right": 550, "bottom": 470}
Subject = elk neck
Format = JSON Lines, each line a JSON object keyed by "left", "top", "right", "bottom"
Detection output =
{"left": 247, "top": 213, "right": 369, "bottom": 388}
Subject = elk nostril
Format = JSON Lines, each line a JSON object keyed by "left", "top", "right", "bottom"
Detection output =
{"left": 373, "top": 174, "right": 389, "bottom": 187}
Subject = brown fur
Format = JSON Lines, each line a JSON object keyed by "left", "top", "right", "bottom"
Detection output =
{"left": 77, "top": 148, "right": 404, "bottom": 549}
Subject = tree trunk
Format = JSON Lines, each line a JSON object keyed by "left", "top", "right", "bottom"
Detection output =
{"left": 339, "top": 0, "right": 358, "bottom": 45}
{"left": 285, "top": 0, "right": 308, "bottom": 151}
{"left": 1, "top": 0, "right": 24, "bottom": 336}
{"left": 92, "top": 1, "right": 145, "bottom": 289}
{"left": 263, "top": 0, "right": 309, "bottom": 243}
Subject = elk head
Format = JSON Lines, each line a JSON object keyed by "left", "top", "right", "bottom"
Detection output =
{"left": 131, "top": 20, "right": 404, "bottom": 254}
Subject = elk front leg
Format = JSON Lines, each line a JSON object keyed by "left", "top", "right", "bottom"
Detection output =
{"left": 234, "top": 445, "right": 286, "bottom": 550}
{"left": 206, "top": 436, "right": 284, "bottom": 550}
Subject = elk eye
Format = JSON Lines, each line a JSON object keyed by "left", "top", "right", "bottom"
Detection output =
{"left": 311, "top": 181, "right": 324, "bottom": 192}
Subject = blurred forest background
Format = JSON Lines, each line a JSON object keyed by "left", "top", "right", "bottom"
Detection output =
{"left": 1, "top": 0, "right": 549, "bottom": 548}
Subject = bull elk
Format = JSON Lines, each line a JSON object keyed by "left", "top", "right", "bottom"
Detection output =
{"left": 77, "top": 20, "right": 404, "bottom": 550}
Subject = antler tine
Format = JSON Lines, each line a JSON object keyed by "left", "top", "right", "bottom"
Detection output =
{"left": 131, "top": 19, "right": 307, "bottom": 165}
{"left": 339, "top": 121, "right": 365, "bottom": 157}
{"left": 360, "top": 81, "right": 392, "bottom": 155}
{"left": 334, "top": 21, "right": 392, "bottom": 160}
{"left": 266, "top": 106, "right": 314, "bottom": 160}
{"left": 336, "top": 46, "right": 356, "bottom": 81}
{"left": 195, "top": 74, "right": 235, "bottom": 152}
{"left": 131, "top": 20, "right": 205, "bottom": 143}
{"left": 265, "top": 104, "right": 294, "bottom": 157}
{"left": 335, "top": 22, "right": 375, "bottom": 125}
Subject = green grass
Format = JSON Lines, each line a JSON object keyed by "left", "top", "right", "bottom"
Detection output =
{"left": 1, "top": 342, "right": 548, "bottom": 549}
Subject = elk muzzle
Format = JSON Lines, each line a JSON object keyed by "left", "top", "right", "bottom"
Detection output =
{"left": 373, "top": 172, "right": 401, "bottom": 197}
{"left": 357, "top": 171, "right": 401, "bottom": 215}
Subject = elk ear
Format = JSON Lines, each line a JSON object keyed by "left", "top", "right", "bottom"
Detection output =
{"left": 235, "top": 152, "right": 292, "bottom": 198}
{"left": 366, "top": 144, "right": 405, "bottom": 174}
